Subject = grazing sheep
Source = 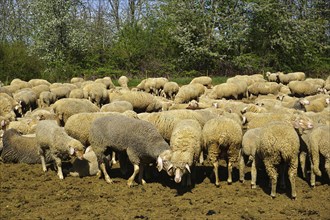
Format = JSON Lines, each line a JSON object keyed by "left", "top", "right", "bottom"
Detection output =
{"left": 288, "top": 80, "right": 322, "bottom": 97}
{"left": 208, "top": 82, "right": 242, "bottom": 100}
{"left": 69, "top": 88, "right": 85, "bottom": 99}
{"left": 118, "top": 76, "right": 129, "bottom": 89}
{"left": 38, "top": 91, "right": 57, "bottom": 108}
{"left": 52, "top": 98, "right": 100, "bottom": 126}
{"left": 7, "top": 118, "right": 38, "bottom": 134}
{"left": 247, "top": 82, "right": 281, "bottom": 97}
{"left": 304, "top": 97, "right": 330, "bottom": 112}
{"left": 190, "top": 76, "right": 213, "bottom": 89}
{"left": 29, "top": 79, "right": 51, "bottom": 87}
{"left": 89, "top": 114, "right": 172, "bottom": 186}
{"left": 254, "top": 118, "right": 313, "bottom": 199}
{"left": 277, "top": 72, "right": 306, "bottom": 84}
{"left": 0, "top": 93, "right": 20, "bottom": 121}
{"left": 110, "top": 90, "right": 163, "bottom": 113}
{"left": 13, "top": 89, "right": 38, "bottom": 114}
{"left": 10, "top": 78, "right": 32, "bottom": 89}
{"left": 83, "top": 82, "right": 109, "bottom": 107}
{"left": 300, "top": 124, "right": 330, "bottom": 187}
{"left": 1, "top": 129, "right": 53, "bottom": 164}
{"left": 266, "top": 72, "right": 279, "bottom": 82}
{"left": 167, "top": 119, "right": 202, "bottom": 186}
{"left": 324, "top": 75, "right": 330, "bottom": 91}
{"left": 202, "top": 116, "right": 243, "bottom": 186}
{"left": 31, "top": 84, "right": 50, "bottom": 98}
{"left": 144, "top": 77, "right": 169, "bottom": 96}
{"left": 94, "top": 76, "right": 116, "bottom": 89}
{"left": 161, "top": 81, "right": 180, "bottom": 100}
{"left": 174, "top": 83, "right": 205, "bottom": 104}
{"left": 50, "top": 84, "right": 72, "bottom": 100}
{"left": 36, "top": 120, "right": 85, "bottom": 180}
{"left": 65, "top": 146, "right": 100, "bottom": 178}
{"left": 100, "top": 101, "right": 133, "bottom": 113}
{"left": 70, "top": 77, "right": 85, "bottom": 84}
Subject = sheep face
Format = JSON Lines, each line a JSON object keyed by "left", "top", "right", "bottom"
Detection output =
{"left": 167, "top": 163, "right": 191, "bottom": 183}
{"left": 68, "top": 140, "right": 85, "bottom": 160}
{"left": 292, "top": 115, "right": 314, "bottom": 135}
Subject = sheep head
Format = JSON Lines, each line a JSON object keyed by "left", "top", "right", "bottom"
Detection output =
{"left": 68, "top": 139, "right": 85, "bottom": 160}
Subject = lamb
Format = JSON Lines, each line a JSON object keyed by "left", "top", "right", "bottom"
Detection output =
{"left": 300, "top": 124, "right": 330, "bottom": 187}
{"left": 252, "top": 117, "right": 313, "bottom": 199}
{"left": 36, "top": 120, "right": 85, "bottom": 180}
{"left": 166, "top": 119, "right": 202, "bottom": 186}
{"left": 118, "top": 75, "right": 129, "bottom": 89}
{"left": 190, "top": 76, "right": 212, "bottom": 89}
{"left": 1, "top": 129, "right": 53, "bottom": 164}
{"left": 52, "top": 98, "right": 100, "bottom": 126}
{"left": 88, "top": 114, "right": 172, "bottom": 186}
{"left": 161, "top": 81, "right": 180, "bottom": 100}
{"left": 38, "top": 91, "right": 57, "bottom": 108}
{"left": 100, "top": 101, "right": 133, "bottom": 113}
{"left": 202, "top": 116, "right": 243, "bottom": 187}
{"left": 110, "top": 90, "right": 162, "bottom": 113}
{"left": 288, "top": 80, "right": 322, "bottom": 97}
{"left": 174, "top": 83, "right": 205, "bottom": 104}
{"left": 64, "top": 146, "right": 100, "bottom": 178}
{"left": 83, "top": 82, "right": 109, "bottom": 107}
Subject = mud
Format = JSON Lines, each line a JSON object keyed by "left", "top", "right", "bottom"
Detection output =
{"left": 1, "top": 161, "right": 329, "bottom": 220}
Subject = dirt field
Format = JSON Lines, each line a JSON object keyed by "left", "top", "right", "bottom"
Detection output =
{"left": 1, "top": 160, "right": 329, "bottom": 220}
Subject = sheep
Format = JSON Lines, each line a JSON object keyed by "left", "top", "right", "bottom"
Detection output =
{"left": 300, "top": 124, "right": 330, "bottom": 187}
{"left": 304, "top": 96, "right": 330, "bottom": 112}
{"left": 64, "top": 146, "right": 100, "bottom": 178}
{"left": 94, "top": 76, "right": 116, "bottom": 89}
{"left": 324, "top": 75, "right": 330, "bottom": 91}
{"left": 110, "top": 90, "right": 163, "bottom": 113}
{"left": 253, "top": 117, "right": 313, "bottom": 199}
{"left": 10, "top": 78, "right": 32, "bottom": 90}
{"left": 202, "top": 116, "right": 243, "bottom": 187}
{"left": 305, "top": 78, "right": 325, "bottom": 88}
{"left": 28, "top": 79, "right": 51, "bottom": 87}
{"left": 161, "top": 81, "right": 180, "bottom": 100}
{"left": 277, "top": 72, "right": 306, "bottom": 84}
{"left": 288, "top": 80, "right": 322, "bottom": 97}
{"left": 100, "top": 101, "right": 133, "bottom": 113}
{"left": 82, "top": 82, "right": 109, "bottom": 107}
{"left": 26, "top": 108, "right": 56, "bottom": 121}
{"left": 69, "top": 88, "right": 85, "bottom": 99}
{"left": 166, "top": 119, "right": 202, "bottom": 186}
{"left": 31, "top": 84, "right": 50, "bottom": 97}
{"left": 266, "top": 72, "right": 279, "bottom": 82}
{"left": 190, "top": 76, "right": 212, "bottom": 88}
{"left": 208, "top": 82, "right": 242, "bottom": 100}
{"left": 13, "top": 89, "right": 38, "bottom": 114}
{"left": 52, "top": 98, "right": 100, "bottom": 126}
{"left": 89, "top": 114, "right": 172, "bottom": 186}
{"left": 70, "top": 77, "right": 85, "bottom": 84}
{"left": 225, "top": 79, "right": 249, "bottom": 99}
{"left": 38, "top": 91, "right": 57, "bottom": 108}
{"left": 0, "top": 93, "right": 20, "bottom": 121}
{"left": 174, "top": 83, "right": 205, "bottom": 104}
{"left": 239, "top": 128, "right": 262, "bottom": 188}
{"left": 1, "top": 129, "right": 53, "bottom": 164}
{"left": 49, "top": 84, "right": 72, "bottom": 100}
{"left": 36, "top": 120, "right": 85, "bottom": 180}
{"left": 118, "top": 75, "right": 129, "bottom": 89}
{"left": 7, "top": 118, "right": 38, "bottom": 134}
{"left": 247, "top": 82, "right": 281, "bottom": 97}
{"left": 144, "top": 77, "right": 169, "bottom": 96}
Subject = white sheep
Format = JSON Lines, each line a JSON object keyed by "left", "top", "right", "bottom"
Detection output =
{"left": 118, "top": 75, "right": 129, "bottom": 89}
{"left": 190, "top": 76, "right": 212, "bottom": 88}
{"left": 174, "top": 83, "right": 205, "bottom": 104}
{"left": 277, "top": 72, "right": 306, "bottom": 84}
{"left": 94, "top": 76, "right": 116, "bottom": 89}
{"left": 69, "top": 88, "right": 85, "bottom": 99}
{"left": 100, "top": 101, "right": 133, "bottom": 113}
{"left": 208, "top": 82, "right": 242, "bottom": 100}
{"left": 300, "top": 124, "right": 330, "bottom": 187}
{"left": 52, "top": 98, "right": 100, "bottom": 126}
{"left": 161, "top": 81, "right": 180, "bottom": 100}
{"left": 64, "top": 146, "right": 100, "bottom": 178}
{"left": 38, "top": 91, "right": 57, "bottom": 108}
{"left": 89, "top": 114, "right": 172, "bottom": 186}
{"left": 202, "top": 116, "right": 243, "bottom": 187}
{"left": 247, "top": 82, "right": 281, "bottom": 97}
{"left": 110, "top": 90, "right": 163, "bottom": 113}
{"left": 253, "top": 117, "right": 313, "bottom": 199}
{"left": 36, "top": 120, "right": 85, "bottom": 180}
{"left": 82, "top": 82, "right": 109, "bottom": 107}
{"left": 166, "top": 119, "right": 202, "bottom": 186}
{"left": 288, "top": 80, "right": 322, "bottom": 97}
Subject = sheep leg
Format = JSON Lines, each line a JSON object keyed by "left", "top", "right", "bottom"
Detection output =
{"left": 54, "top": 157, "right": 63, "bottom": 180}
{"left": 264, "top": 160, "right": 278, "bottom": 198}
{"left": 251, "top": 159, "right": 257, "bottom": 189}
{"left": 40, "top": 153, "right": 47, "bottom": 172}
{"left": 239, "top": 149, "right": 245, "bottom": 183}
{"left": 288, "top": 157, "right": 298, "bottom": 199}
{"left": 279, "top": 163, "right": 287, "bottom": 190}
{"left": 128, "top": 164, "right": 139, "bottom": 187}
{"left": 299, "top": 151, "right": 307, "bottom": 179}
{"left": 325, "top": 158, "right": 330, "bottom": 180}
{"left": 309, "top": 156, "right": 316, "bottom": 187}
{"left": 212, "top": 160, "right": 220, "bottom": 187}
{"left": 100, "top": 162, "right": 113, "bottom": 184}
{"left": 227, "top": 159, "right": 233, "bottom": 185}
{"left": 111, "top": 151, "right": 117, "bottom": 165}
{"left": 138, "top": 164, "right": 146, "bottom": 185}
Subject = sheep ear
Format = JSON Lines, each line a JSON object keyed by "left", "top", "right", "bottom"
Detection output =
{"left": 85, "top": 146, "right": 91, "bottom": 153}
{"left": 167, "top": 164, "right": 173, "bottom": 172}
{"left": 185, "top": 164, "right": 191, "bottom": 173}
{"left": 69, "top": 147, "right": 75, "bottom": 155}
{"left": 157, "top": 156, "right": 163, "bottom": 172}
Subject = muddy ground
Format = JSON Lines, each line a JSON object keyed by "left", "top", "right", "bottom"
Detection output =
{"left": 1, "top": 160, "right": 329, "bottom": 220}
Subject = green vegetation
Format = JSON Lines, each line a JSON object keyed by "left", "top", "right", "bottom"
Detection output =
{"left": 1, "top": 0, "right": 329, "bottom": 84}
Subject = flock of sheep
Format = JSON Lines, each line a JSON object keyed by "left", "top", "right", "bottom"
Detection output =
{"left": 0, "top": 72, "right": 329, "bottom": 200}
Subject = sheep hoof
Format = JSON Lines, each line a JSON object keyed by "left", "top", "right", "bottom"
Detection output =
{"left": 271, "top": 195, "right": 276, "bottom": 199}
{"left": 291, "top": 196, "right": 297, "bottom": 200}
{"left": 239, "top": 179, "right": 245, "bottom": 183}
{"left": 105, "top": 177, "right": 113, "bottom": 184}
{"left": 215, "top": 183, "right": 221, "bottom": 188}
{"left": 227, "top": 181, "right": 232, "bottom": 185}
{"left": 141, "top": 179, "right": 146, "bottom": 185}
